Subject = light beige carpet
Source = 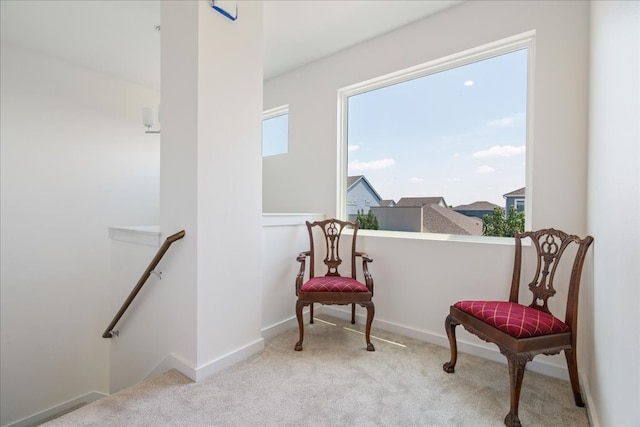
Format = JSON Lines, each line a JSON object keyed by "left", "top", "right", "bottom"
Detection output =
{"left": 44, "top": 316, "right": 589, "bottom": 426}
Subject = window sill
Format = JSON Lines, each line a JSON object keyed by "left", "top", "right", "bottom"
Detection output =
{"left": 348, "top": 228, "right": 521, "bottom": 246}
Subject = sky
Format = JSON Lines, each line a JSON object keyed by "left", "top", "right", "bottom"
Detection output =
{"left": 347, "top": 48, "right": 528, "bottom": 207}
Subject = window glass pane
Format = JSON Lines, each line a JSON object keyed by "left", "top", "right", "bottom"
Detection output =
{"left": 346, "top": 49, "right": 528, "bottom": 235}
{"left": 262, "top": 113, "right": 288, "bottom": 157}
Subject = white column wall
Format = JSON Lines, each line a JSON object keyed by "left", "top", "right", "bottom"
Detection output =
{"left": 160, "top": 1, "right": 264, "bottom": 379}
{"left": 151, "top": 0, "right": 200, "bottom": 378}
{"left": 586, "top": 1, "right": 640, "bottom": 426}
{"left": 264, "top": 0, "right": 590, "bottom": 378}
{"left": 195, "top": 0, "right": 264, "bottom": 373}
{"left": 0, "top": 42, "right": 160, "bottom": 426}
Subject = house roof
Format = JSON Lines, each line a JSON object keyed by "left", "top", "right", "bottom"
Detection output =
{"left": 452, "top": 201, "right": 501, "bottom": 211}
{"left": 347, "top": 175, "right": 383, "bottom": 201}
{"left": 379, "top": 199, "right": 396, "bottom": 207}
{"left": 395, "top": 196, "right": 480, "bottom": 235}
{"left": 503, "top": 187, "right": 525, "bottom": 198}
{"left": 423, "top": 204, "right": 483, "bottom": 235}
{"left": 396, "top": 196, "right": 448, "bottom": 208}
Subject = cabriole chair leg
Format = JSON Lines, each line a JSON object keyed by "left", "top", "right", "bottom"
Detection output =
{"left": 365, "top": 302, "right": 375, "bottom": 351}
{"left": 443, "top": 314, "right": 459, "bottom": 373}
{"left": 565, "top": 348, "right": 585, "bottom": 407}
{"left": 504, "top": 353, "right": 528, "bottom": 427}
{"left": 295, "top": 300, "right": 305, "bottom": 351}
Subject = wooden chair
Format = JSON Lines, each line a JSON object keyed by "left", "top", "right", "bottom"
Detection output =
{"left": 294, "top": 218, "right": 375, "bottom": 351}
{"left": 443, "top": 228, "right": 593, "bottom": 427}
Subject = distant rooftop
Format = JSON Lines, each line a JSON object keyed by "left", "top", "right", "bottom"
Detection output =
{"left": 397, "top": 197, "right": 448, "bottom": 208}
{"left": 347, "top": 175, "right": 363, "bottom": 188}
{"left": 503, "top": 187, "right": 525, "bottom": 197}
{"left": 453, "top": 201, "right": 501, "bottom": 211}
{"left": 396, "top": 196, "right": 481, "bottom": 235}
{"left": 347, "top": 175, "right": 383, "bottom": 200}
{"left": 423, "top": 204, "right": 482, "bottom": 235}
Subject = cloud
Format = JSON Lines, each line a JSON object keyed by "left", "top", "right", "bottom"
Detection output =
{"left": 487, "top": 113, "right": 525, "bottom": 128}
{"left": 410, "top": 177, "right": 424, "bottom": 184}
{"left": 348, "top": 145, "right": 360, "bottom": 153}
{"left": 476, "top": 165, "right": 495, "bottom": 174}
{"left": 472, "top": 145, "right": 526, "bottom": 158}
{"left": 348, "top": 159, "right": 395, "bottom": 172}
{"left": 447, "top": 177, "right": 463, "bottom": 182}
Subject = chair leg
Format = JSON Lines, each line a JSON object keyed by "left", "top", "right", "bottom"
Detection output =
{"left": 309, "top": 303, "right": 314, "bottom": 324}
{"left": 351, "top": 303, "right": 356, "bottom": 324}
{"left": 565, "top": 347, "right": 585, "bottom": 407}
{"left": 443, "top": 314, "right": 459, "bottom": 373}
{"left": 504, "top": 353, "right": 528, "bottom": 427}
{"left": 364, "top": 302, "right": 375, "bottom": 351}
{"left": 295, "top": 300, "right": 305, "bottom": 351}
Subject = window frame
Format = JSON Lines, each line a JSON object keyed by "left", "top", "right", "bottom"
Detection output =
{"left": 336, "top": 31, "right": 535, "bottom": 238}
{"left": 262, "top": 104, "right": 289, "bottom": 157}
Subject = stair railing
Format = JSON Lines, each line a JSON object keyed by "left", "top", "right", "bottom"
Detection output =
{"left": 102, "top": 229, "right": 186, "bottom": 338}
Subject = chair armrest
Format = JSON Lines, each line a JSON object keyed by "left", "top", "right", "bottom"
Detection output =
{"left": 355, "top": 251, "right": 373, "bottom": 263}
{"left": 295, "top": 251, "right": 311, "bottom": 295}
{"left": 297, "top": 251, "right": 311, "bottom": 262}
{"left": 355, "top": 251, "right": 374, "bottom": 294}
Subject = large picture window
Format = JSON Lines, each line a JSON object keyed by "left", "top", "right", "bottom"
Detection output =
{"left": 340, "top": 35, "right": 532, "bottom": 237}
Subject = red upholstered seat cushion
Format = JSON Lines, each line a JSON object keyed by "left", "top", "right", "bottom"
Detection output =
{"left": 301, "top": 276, "right": 369, "bottom": 293}
{"left": 454, "top": 300, "right": 569, "bottom": 338}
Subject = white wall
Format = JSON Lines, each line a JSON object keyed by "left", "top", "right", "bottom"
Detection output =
{"left": 0, "top": 42, "right": 160, "bottom": 426}
{"left": 264, "top": 0, "right": 591, "bottom": 378}
{"left": 108, "top": 230, "right": 169, "bottom": 394}
{"left": 587, "top": 1, "right": 640, "bottom": 426}
{"left": 261, "top": 214, "right": 325, "bottom": 337}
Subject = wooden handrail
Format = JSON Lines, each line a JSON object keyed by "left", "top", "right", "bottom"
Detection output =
{"left": 102, "top": 230, "right": 186, "bottom": 338}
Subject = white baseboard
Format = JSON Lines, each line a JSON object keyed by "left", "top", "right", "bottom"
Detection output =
{"left": 580, "top": 372, "right": 601, "bottom": 427}
{"left": 145, "top": 338, "right": 266, "bottom": 384}
{"left": 261, "top": 316, "right": 299, "bottom": 340}
{"left": 322, "top": 306, "right": 571, "bottom": 381}
{"left": 146, "top": 353, "right": 197, "bottom": 382}
{"left": 194, "top": 337, "right": 265, "bottom": 382}
{"left": 6, "top": 391, "right": 107, "bottom": 427}
{"left": 261, "top": 307, "right": 314, "bottom": 340}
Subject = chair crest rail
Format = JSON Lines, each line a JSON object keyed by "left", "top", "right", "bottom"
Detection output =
{"left": 102, "top": 229, "right": 185, "bottom": 338}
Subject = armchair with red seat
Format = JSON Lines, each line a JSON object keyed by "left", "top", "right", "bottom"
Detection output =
{"left": 443, "top": 228, "right": 593, "bottom": 427}
{"left": 294, "top": 218, "right": 375, "bottom": 351}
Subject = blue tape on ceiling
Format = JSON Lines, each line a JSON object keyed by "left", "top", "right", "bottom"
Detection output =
{"left": 212, "top": 1, "right": 238, "bottom": 21}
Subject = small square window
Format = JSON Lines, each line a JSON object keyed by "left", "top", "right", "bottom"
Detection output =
{"left": 262, "top": 106, "right": 288, "bottom": 157}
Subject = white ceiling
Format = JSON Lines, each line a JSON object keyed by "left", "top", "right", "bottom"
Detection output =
{"left": 0, "top": 1, "right": 462, "bottom": 90}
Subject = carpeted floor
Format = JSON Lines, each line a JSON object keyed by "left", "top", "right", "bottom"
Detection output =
{"left": 44, "top": 316, "right": 590, "bottom": 426}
